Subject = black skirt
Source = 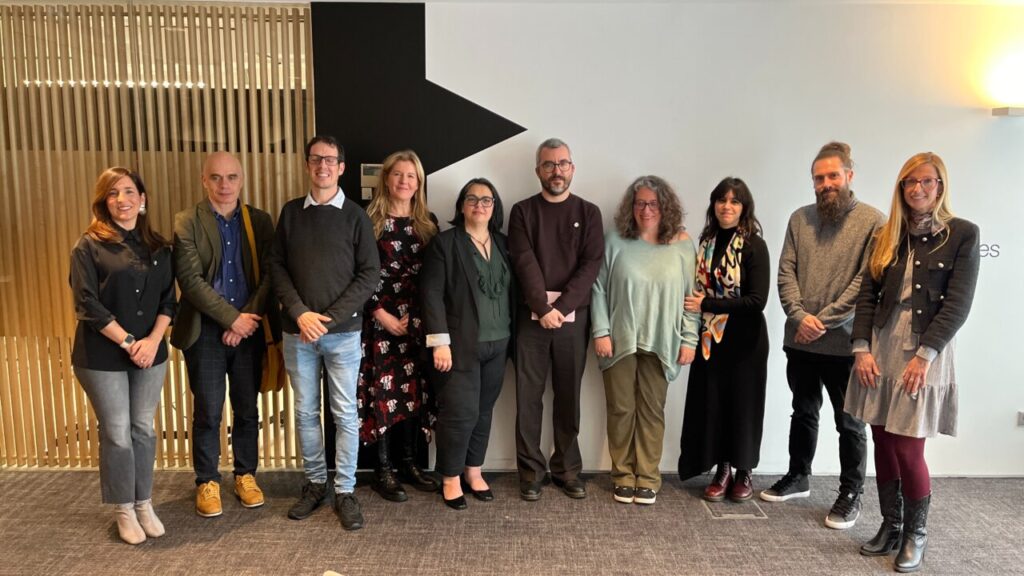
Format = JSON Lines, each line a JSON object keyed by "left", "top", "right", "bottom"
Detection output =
{"left": 677, "top": 311, "right": 769, "bottom": 479}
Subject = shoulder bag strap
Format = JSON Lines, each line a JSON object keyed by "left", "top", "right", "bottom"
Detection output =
{"left": 240, "top": 204, "right": 274, "bottom": 346}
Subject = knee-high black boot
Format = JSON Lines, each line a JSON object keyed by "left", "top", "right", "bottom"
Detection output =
{"left": 861, "top": 479, "right": 903, "bottom": 556}
{"left": 894, "top": 493, "right": 930, "bottom": 573}
{"left": 372, "top": 432, "right": 407, "bottom": 502}
{"left": 398, "top": 418, "right": 440, "bottom": 492}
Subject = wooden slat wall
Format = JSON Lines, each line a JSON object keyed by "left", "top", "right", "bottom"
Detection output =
{"left": 0, "top": 3, "right": 314, "bottom": 471}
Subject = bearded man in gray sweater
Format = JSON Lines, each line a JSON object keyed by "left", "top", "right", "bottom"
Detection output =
{"left": 760, "top": 142, "right": 884, "bottom": 532}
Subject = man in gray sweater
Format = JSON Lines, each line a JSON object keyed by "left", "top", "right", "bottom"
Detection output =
{"left": 760, "top": 142, "right": 884, "bottom": 531}
{"left": 268, "top": 135, "right": 380, "bottom": 531}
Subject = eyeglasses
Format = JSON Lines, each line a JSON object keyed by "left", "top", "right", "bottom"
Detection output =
{"left": 464, "top": 195, "right": 495, "bottom": 208}
{"left": 900, "top": 177, "right": 941, "bottom": 191}
{"left": 307, "top": 154, "right": 341, "bottom": 167}
{"left": 538, "top": 160, "right": 573, "bottom": 173}
{"left": 633, "top": 200, "right": 660, "bottom": 212}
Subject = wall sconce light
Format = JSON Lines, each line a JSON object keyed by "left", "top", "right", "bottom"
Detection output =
{"left": 989, "top": 48, "right": 1024, "bottom": 117}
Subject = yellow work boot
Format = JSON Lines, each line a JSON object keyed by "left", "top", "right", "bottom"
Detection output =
{"left": 196, "top": 480, "right": 223, "bottom": 517}
{"left": 234, "top": 473, "right": 265, "bottom": 508}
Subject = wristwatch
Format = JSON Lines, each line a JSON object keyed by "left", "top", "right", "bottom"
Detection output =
{"left": 120, "top": 334, "right": 136, "bottom": 349}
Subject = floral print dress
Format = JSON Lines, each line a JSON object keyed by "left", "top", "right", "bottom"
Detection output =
{"left": 358, "top": 216, "right": 431, "bottom": 442}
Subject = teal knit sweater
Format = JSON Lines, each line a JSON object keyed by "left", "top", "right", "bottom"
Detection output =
{"left": 591, "top": 232, "right": 700, "bottom": 381}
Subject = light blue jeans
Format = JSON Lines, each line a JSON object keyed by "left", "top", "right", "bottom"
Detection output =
{"left": 74, "top": 362, "right": 167, "bottom": 504}
{"left": 283, "top": 331, "right": 361, "bottom": 493}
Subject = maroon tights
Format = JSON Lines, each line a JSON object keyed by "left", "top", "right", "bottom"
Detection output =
{"left": 871, "top": 425, "right": 930, "bottom": 501}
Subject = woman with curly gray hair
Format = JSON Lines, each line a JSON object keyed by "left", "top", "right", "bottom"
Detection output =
{"left": 591, "top": 175, "right": 699, "bottom": 505}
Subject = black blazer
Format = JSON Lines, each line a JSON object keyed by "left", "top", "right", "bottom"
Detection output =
{"left": 420, "top": 226, "right": 516, "bottom": 372}
{"left": 852, "top": 217, "right": 980, "bottom": 352}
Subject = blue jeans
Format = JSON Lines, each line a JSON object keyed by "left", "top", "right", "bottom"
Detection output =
{"left": 74, "top": 362, "right": 167, "bottom": 504}
{"left": 283, "top": 331, "right": 360, "bottom": 493}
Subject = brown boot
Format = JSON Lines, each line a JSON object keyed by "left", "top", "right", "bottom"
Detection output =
{"left": 729, "top": 469, "right": 753, "bottom": 502}
{"left": 703, "top": 462, "right": 731, "bottom": 502}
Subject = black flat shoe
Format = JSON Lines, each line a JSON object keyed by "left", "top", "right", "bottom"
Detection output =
{"left": 461, "top": 477, "right": 495, "bottom": 502}
{"left": 443, "top": 493, "right": 467, "bottom": 510}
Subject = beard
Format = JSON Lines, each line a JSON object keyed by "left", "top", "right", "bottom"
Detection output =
{"left": 541, "top": 174, "right": 572, "bottom": 196}
{"left": 816, "top": 184, "right": 852, "bottom": 225}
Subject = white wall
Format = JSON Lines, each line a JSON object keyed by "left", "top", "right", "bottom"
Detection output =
{"left": 421, "top": 2, "right": 1024, "bottom": 476}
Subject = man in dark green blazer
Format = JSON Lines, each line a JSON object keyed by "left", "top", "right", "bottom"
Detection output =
{"left": 171, "top": 152, "right": 280, "bottom": 518}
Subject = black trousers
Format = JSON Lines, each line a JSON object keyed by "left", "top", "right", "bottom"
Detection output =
{"left": 784, "top": 348, "right": 866, "bottom": 492}
{"left": 184, "top": 316, "right": 264, "bottom": 485}
{"left": 515, "top": 308, "right": 589, "bottom": 483}
{"left": 434, "top": 338, "right": 508, "bottom": 477}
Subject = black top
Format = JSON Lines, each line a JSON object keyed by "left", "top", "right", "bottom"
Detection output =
{"left": 701, "top": 229, "right": 770, "bottom": 316}
{"left": 267, "top": 197, "right": 381, "bottom": 334}
{"left": 70, "top": 226, "right": 176, "bottom": 371}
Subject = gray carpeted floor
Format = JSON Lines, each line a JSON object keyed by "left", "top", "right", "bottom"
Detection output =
{"left": 0, "top": 470, "right": 1021, "bottom": 575}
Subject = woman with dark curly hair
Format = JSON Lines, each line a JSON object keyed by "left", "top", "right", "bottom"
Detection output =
{"left": 678, "top": 177, "right": 770, "bottom": 503}
{"left": 591, "top": 175, "right": 699, "bottom": 505}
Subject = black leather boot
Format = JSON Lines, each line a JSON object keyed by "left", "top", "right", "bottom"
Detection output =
{"left": 894, "top": 493, "right": 930, "bottom": 573}
{"left": 399, "top": 457, "right": 439, "bottom": 492}
{"left": 397, "top": 419, "right": 440, "bottom": 492}
{"left": 372, "top": 435, "right": 408, "bottom": 503}
{"left": 861, "top": 479, "right": 903, "bottom": 556}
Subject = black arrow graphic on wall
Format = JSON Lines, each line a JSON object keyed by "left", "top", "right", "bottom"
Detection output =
{"left": 310, "top": 2, "right": 527, "bottom": 202}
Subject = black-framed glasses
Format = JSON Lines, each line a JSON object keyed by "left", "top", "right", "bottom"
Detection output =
{"left": 464, "top": 195, "right": 495, "bottom": 208}
{"left": 633, "top": 200, "right": 660, "bottom": 212}
{"left": 538, "top": 160, "right": 573, "bottom": 173}
{"left": 900, "top": 177, "right": 941, "bottom": 191}
{"left": 307, "top": 154, "right": 341, "bottom": 167}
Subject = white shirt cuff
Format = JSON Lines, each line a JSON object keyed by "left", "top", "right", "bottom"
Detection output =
{"left": 425, "top": 333, "right": 451, "bottom": 348}
{"left": 915, "top": 346, "right": 939, "bottom": 362}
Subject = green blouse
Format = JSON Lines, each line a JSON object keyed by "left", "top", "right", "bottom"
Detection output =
{"left": 470, "top": 240, "right": 512, "bottom": 343}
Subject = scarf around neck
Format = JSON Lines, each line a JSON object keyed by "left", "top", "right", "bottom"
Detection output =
{"left": 696, "top": 230, "right": 744, "bottom": 360}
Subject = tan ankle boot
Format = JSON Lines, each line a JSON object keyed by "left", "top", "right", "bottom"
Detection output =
{"left": 134, "top": 499, "right": 165, "bottom": 537}
{"left": 114, "top": 503, "right": 146, "bottom": 545}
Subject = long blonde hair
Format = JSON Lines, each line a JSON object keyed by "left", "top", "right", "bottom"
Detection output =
{"left": 365, "top": 150, "right": 437, "bottom": 244}
{"left": 868, "top": 152, "right": 955, "bottom": 280}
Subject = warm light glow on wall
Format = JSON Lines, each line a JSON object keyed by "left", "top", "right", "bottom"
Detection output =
{"left": 987, "top": 47, "right": 1024, "bottom": 106}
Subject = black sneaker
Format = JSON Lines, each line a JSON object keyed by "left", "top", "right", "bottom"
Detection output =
{"left": 634, "top": 487, "right": 657, "bottom": 505}
{"left": 613, "top": 485, "right": 635, "bottom": 504}
{"left": 825, "top": 489, "right": 862, "bottom": 530}
{"left": 759, "top": 473, "right": 810, "bottom": 502}
{"left": 335, "top": 492, "right": 365, "bottom": 531}
{"left": 288, "top": 480, "right": 327, "bottom": 520}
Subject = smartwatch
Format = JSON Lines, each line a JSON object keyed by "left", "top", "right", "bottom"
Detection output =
{"left": 120, "top": 334, "right": 136, "bottom": 350}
